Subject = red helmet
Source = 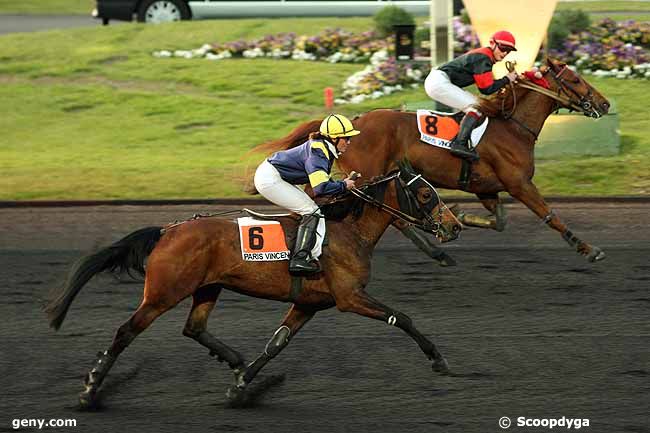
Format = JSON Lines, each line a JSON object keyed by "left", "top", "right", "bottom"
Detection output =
{"left": 491, "top": 30, "right": 517, "bottom": 51}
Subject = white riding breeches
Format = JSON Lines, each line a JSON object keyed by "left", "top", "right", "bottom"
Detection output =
{"left": 253, "top": 160, "right": 326, "bottom": 259}
{"left": 424, "top": 69, "right": 480, "bottom": 114}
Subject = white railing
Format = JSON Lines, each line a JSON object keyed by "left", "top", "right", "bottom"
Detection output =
{"left": 188, "top": 1, "right": 431, "bottom": 18}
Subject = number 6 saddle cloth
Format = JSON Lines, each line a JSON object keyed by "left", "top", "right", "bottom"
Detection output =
{"left": 238, "top": 216, "right": 292, "bottom": 262}
{"left": 416, "top": 109, "right": 489, "bottom": 151}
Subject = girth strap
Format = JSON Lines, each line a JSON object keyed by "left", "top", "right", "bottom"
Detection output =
{"left": 458, "top": 159, "right": 472, "bottom": 190}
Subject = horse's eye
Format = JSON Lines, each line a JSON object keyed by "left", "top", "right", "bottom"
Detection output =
{"left": 418, "top": 188, "right": 432, "bottom": 203}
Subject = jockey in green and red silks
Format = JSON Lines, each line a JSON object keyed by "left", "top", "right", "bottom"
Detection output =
{"left": 424, "top": 30, "right": 520, "bottom": 162}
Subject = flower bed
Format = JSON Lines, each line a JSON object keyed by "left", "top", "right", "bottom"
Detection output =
{"left": 153, "top": 28, "right": 429, "bottom": 103}
{"left": 152, "top": 17, "right": 650, "bottom": 106}
{"left": 550, "top": 18, "right": 650, "bottom": 78}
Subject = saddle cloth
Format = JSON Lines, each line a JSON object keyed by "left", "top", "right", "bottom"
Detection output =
{"left": 416, "top": 109, "right": 489, "bottom": 150}
{"left": 238, "top": 217, "right": 290, "bottom": 261}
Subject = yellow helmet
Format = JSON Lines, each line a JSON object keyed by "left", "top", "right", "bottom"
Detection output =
{"left": 319, "top": 114, "right": 361, "bottom": 139}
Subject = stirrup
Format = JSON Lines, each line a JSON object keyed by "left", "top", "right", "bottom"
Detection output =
{"left": 289, "top": 251, "right": 321, "bottom": 275}
{"left": 450, "top": 142, "right": 480, "bottom": 162}
{"left": 289, "top": 259, "right": 321, "bottom": 275}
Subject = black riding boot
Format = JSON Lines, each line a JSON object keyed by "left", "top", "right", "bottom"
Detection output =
{"left": 289, "top": 214, "right": 321, "bottom": 275}
{"left": 450, "top": 113, "right": 481, "bottom": 162}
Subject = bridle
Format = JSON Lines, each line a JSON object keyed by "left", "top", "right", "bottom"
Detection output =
{"left": 500, "top": 60, "right": 603, "bottom": 139}
{"left": 343, "top": 167, "right": 457, "bottom": 239}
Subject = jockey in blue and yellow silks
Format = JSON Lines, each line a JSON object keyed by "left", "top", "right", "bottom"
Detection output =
{"left": 254, "top": 114, "right": 360, "bottom": 275}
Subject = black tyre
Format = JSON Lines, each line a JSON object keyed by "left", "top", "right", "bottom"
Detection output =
{"left": 136, "top": 0, "right": 190, "bottom": 23}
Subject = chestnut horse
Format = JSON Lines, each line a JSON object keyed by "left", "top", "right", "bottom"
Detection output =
{"left": 45, "top": 166, "right": 461, "bottom": 408}
{"left": 252, "top": 58, "right": 611, "bottom": 263}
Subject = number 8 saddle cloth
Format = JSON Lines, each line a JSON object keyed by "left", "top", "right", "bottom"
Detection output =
{"left": 416, "top": 109, "right": 489, "bottom": 151}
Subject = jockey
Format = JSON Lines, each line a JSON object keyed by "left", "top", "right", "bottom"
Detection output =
{"left": 254, "top": 114, "right": 360, "bottom": 275}
{"left": 424, "top": 30, "right": 519, "bottom": 162}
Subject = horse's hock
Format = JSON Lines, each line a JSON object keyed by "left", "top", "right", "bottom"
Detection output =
{"left": 405, "top": 100, "right": 620, "bottom": 158}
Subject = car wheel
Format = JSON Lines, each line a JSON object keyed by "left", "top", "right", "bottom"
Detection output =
{"left": 137, "top": 0, "right": 190, "bottom": 23}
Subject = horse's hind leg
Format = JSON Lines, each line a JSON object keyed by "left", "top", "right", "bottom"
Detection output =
{"left": 227, "top": 304, "right": 315, "bottom": 399}
{"left": 334, "top": 289, "right": 449, "bottom": 373}
{"left": 478, "top": 193, "right": 507, "bottom": 232}
{"left": 79, "top": 300, "right": 172, "bottom": 408}
{"left": 182, "top": 285, "right": 246, "bottom": 370}
{"left": 451, "top": 193, "right": 507, "bottom": 231}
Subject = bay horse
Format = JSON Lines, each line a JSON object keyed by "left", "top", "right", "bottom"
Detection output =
{"left": 252, "top": 58, "right": 611, "bottom": 263}
{"left": 45, "top": 166, "right": 461, "bottom": 408}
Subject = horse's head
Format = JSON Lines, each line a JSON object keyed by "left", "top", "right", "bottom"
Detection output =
{"left": 394, "top": 162, "right": 462, "bottom": 243}
{"left": 542, "top": 58, "right": 610, "bottom": 118}
{"left": 323, "top": 164, "right": 462, "bottom": 242}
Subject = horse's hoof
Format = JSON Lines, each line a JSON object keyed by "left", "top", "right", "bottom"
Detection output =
{"left": 587, "top": 247, "right": 606, "bottom": 262}
{"left": 226, "top": 384, "right": 250, "bottom": 407}
{"left": 432, "top": 357, "right": 450, "bottom": 374}
{"left": 436, "top": 252, "right": 457, "bottom": 267}
{"left": 78, "top": 390, "right": 97, "bottom": 410}
{"left": 226, "top": 385, "right": 242, "bottom": 401}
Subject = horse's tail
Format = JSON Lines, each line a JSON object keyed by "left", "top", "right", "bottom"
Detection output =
{"left": 249, "top": 118, "right": 322, "bottom": 156}
{"left": 44, "top": 226, "right": 163, "bottom": 330}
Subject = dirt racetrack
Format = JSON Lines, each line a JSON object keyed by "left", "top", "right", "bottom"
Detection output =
{"left": 1, "top": 201, "right": 648, "bottom": 433}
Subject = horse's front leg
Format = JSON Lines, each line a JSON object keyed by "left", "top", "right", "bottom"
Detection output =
{"left": 394, "top": 220, "right": 457, "bottom": 266}
{"left": 333, "top": 287, "right": 449, "bottom": 373}
{"left": 507, "top": 179, "right": 605, "bottom": 262}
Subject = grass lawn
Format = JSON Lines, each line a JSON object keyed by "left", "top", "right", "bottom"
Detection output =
{"left": 2, "top": 0, "right": 649, "bottom": 16}
{"left": 0, "top": 0, "right": 93, "bottom": 15}
{"left": 1, "top": 17, "right": 649, "bottom": 199}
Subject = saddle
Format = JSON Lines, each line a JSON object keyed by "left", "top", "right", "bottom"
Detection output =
{"left": 416, "top": 109, "right": 489, "bottom": 150}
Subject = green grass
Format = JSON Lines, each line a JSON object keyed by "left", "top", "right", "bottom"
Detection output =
{"left": 2, "top": 0, "right": 649, "bottom": 17}
{"left": 1, "top": 18, "right": 650, "bottom": 199}
{"left": 556, "top": 1, "right": 650, "bottom": 13}
{"left": 0, "top": 0, "right": 93, "bottom": 15}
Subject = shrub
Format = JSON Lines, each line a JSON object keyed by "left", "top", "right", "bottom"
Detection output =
{"left": 373, "top": 5, "right": 415, "bottom": 38}
{"left": 548, "top": 9, "right": 591, "bottom": 50}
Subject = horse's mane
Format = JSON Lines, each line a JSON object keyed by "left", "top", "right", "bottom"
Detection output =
{"left": 475, "top": 81, "right": 535, "bottom": 118}
{"left": 248, "top": 119, "right": 322, "bottom": 156}
{"left": 320, "top": 174, "right": 392, "bottom": 222}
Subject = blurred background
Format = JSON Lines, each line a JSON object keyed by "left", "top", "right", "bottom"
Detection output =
{"left": 1, "top": 0, "right": 649, "bottom": 200}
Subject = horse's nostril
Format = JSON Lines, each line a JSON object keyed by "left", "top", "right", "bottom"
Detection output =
{"left": 453, "top": 224, "right": 461, "bottom": 233}
{"left": 602, "top": 102, "right": 610, "bottom": 111}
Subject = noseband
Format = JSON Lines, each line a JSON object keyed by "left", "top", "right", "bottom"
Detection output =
{"left": 500, "top": 61, "right": 602, "bottom": 139}
{"left": 347, "top": 169, "right": 450, "bottom": 237}
{"left": 547, "top": 64, "right": 601, "bottom": 118}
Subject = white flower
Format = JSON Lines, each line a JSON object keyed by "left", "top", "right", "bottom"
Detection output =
{"left": 205, "top": 51, "right": 232, "bottom": 60}
{"left": 153, "top": 50, "right": 172, "bottom": 58}
{"left": 349, "top": 94, "right": 368, "bottom": 104}
{"left": 173, "top": 50, "right": 193, "bottom": 58}
{"left": 334, "top": 98, "right": 349, "bottom": 105}
{"left": 370, "top": 49, "right": 389, "bottom": 66}
{"left": 243, "top": 47, "right": 265, "bottom": 58}
{"left": 291, "top": 49, "right": 317, "bottom": 61}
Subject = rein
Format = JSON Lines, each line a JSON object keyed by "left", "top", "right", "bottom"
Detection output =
{"left": 499, "top": 61, "right": 596, "bottom": 140}
{"left": 347, "top": 171, "right": 446, "bottom": 235}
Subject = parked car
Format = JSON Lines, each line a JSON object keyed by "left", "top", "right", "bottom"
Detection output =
{"left": 93, "top": 0, "right": 433, "bottom": 24}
